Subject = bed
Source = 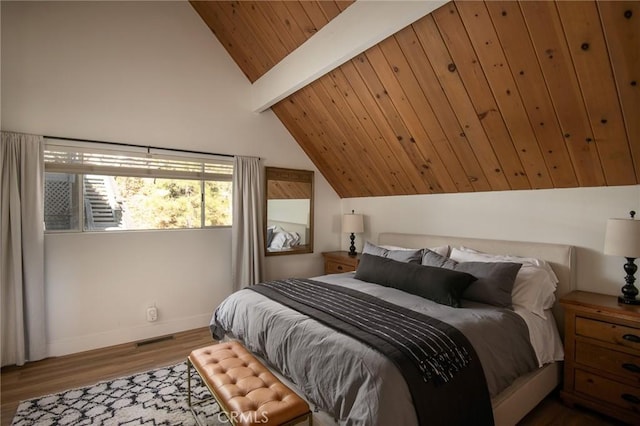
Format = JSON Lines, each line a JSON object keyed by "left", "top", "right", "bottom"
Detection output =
{"left": 211, "top": 233, "right": 575, "bottom": 426}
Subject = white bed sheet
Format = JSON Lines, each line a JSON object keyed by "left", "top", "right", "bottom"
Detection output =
{"left": 514, "top": 307, "right": 564, "bottom": 367}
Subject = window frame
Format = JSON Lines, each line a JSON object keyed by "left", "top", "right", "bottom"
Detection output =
{"left": 43, "top": 139, "right": 233, "bottom": 233}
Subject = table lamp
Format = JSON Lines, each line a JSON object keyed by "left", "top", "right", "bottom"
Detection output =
{"left": 604, "top": 211, "right": 640, "bottom": 305}
{"left": 342, "top": 210, "right": 364, "bottom": 257}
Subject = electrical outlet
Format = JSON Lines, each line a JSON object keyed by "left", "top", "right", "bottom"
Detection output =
{"left": 146, "top": 306, "right": 158, "bottom": 322}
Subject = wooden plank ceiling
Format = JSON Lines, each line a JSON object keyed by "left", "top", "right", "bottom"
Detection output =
{"left": 191, "top": 1, "right": 639, "bottom": 198}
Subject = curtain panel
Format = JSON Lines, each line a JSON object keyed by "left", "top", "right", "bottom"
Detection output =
{"left": 231, "top": 156, "right": 264, "bottom": 291}
{"left": 1, "top": 131, "right": 47, "bottom": 366}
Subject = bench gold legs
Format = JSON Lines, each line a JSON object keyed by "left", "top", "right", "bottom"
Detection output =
{"left": 187, "top": 357, "right": 219, "bottom": 426}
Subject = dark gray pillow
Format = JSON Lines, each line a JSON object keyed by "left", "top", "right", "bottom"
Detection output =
{"left": 362, "top": 241, "right": 423, "bottom": 263}
{"left": 422, "top": 248, "right": 458, "bottom": 268}
{"left": 266, "top": 227, "right": 275, "bottom": 247}
{"left": 422, "top": 249, "right": 521, "bottom": 308}
{"left": 455, "top": 261, "right": 522, "bottom": 308}
{"left": 355, "top": 254, "right": 476, "bottom": 308}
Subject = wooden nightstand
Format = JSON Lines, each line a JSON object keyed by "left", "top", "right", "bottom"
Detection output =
{"left": 560, "top": 290, "right": 640, "bottom": 423}
{"left": 322, "top": 251, "right": 361, "bottom": 274}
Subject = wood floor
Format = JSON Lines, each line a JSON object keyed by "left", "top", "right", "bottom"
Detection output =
{"left": 0, "top": 327, "right": 624, "bottom": 426}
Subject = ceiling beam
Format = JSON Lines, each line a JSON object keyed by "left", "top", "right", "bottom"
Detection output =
{"left": 251, "top": 0, "right": 448, "bottom": 113}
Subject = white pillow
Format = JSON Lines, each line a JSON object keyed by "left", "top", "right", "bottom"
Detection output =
{"left": 458, "top": 246, "right": 558, "bottom": 283}
{"left": 269, "top": 230, "right": 300, "bottom": 249}
{"left": 429, "top": 245, "right": 450, "bottom": 257}
{"left": 450, "top": 247, "right": 558, "bottom": 319}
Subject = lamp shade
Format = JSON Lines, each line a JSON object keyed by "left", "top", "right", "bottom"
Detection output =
{"left": 604, "top": 218, "right": 640, "bottom": 258}
{"left": 342, "top": 214, "right": 364, "bottom": 234}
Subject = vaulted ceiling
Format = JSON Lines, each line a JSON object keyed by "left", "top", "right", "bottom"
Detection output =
{"left": 191, "top": 1, "right": 639, "bottom": 198}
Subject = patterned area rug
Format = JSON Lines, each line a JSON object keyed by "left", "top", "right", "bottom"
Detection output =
{"left": 11, "top": 362, "right": 228, "bottom": 425}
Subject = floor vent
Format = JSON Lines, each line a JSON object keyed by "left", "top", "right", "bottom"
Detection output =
{"left": 135, "top": 335, "right": 175, "bottom": 347}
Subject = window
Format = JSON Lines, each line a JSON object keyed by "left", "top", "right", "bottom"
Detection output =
{"left": 44, "top": 140, "right": 233, "bottom": 232}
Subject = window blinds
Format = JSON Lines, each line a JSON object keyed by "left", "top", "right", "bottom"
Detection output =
{"left": 44, "top": 139, "right": 233, "bottom": 181}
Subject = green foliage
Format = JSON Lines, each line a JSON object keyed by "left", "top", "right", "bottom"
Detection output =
{"left": 205, "top": 181, "right": 232, "bottom": 226}
{"left": 113, "top": 177, "right": 232, "bottom": 230}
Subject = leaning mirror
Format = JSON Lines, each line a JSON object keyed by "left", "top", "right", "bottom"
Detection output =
{"left": 264, "top": 167, "right": 314, "bottom": 256}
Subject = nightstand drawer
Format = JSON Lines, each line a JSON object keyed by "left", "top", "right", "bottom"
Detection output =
{"left": 322, "top": 251, "right": 360, "bottom": 275}
{"left": 325, "top": 260, "right": 356, "bottom": 274}
{"left": 575, "top": 369, "right": 640, "bottom": 413}
{"left": 576, "top": 341, "right": 640, "bottom": 382}
{"left": 576, "top": 317, "right": 640, "bottom": 350}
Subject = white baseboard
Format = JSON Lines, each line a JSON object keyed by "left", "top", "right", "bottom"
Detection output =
{"left": 46, "top": 313, "right": 212, "bottom": 357}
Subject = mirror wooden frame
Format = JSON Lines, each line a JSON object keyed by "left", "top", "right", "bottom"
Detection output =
{"left": 264, "top": 167, "right": 314, "bottom": 256}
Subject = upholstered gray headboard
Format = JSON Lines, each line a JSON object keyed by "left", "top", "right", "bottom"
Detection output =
{"left": 378, "top": 233, "right": 576, "bottom": 338}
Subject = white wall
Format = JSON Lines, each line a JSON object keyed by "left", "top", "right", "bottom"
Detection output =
{"left": 268, "top": 199, "right": 310, "bottom": 225}
{"left": 343, "top": 185, "right": 640, "bottom": 297}
{"left": 43, "top": 229, "right": 231, "bottom": 355}
{"left": 1, "top": 1, "right": 342, "bottom": 357}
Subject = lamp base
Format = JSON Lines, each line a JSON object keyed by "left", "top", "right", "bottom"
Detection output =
{"left": 618, "top": 257, "right": 639, "bottom": 306}
{"left": 348, "top": 233, "right": 357, "bottom": 256}
{"left": 618, "top": 296, "right": 640, "bottom": 306}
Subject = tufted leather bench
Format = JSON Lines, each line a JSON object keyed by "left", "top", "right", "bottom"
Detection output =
{"left": 187, "top": 341, "right": 312, "bottom": 426}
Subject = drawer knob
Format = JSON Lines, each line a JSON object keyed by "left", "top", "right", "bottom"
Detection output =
{"left": 622, "top": 363, "right": 640, "bottom": 373}
{"left": 623, "top": 334, "right": 640, "bottom": 343}
{"left": 337, "top": 265, "right": 343, "bottom": 270}
{"left": 621, "top": 393, "right": 640, "bottom": 404}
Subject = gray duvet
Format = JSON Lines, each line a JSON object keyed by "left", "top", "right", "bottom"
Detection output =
{"left": 210, "top": 273, "right": 538, "bottom": 426}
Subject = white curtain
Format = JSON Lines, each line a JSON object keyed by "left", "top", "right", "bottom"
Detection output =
{"left": 1, "top": 131, "right": 47, "bottom": 366}
{"left": 231, "top": 156, "right": 264, "bottom": 291}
